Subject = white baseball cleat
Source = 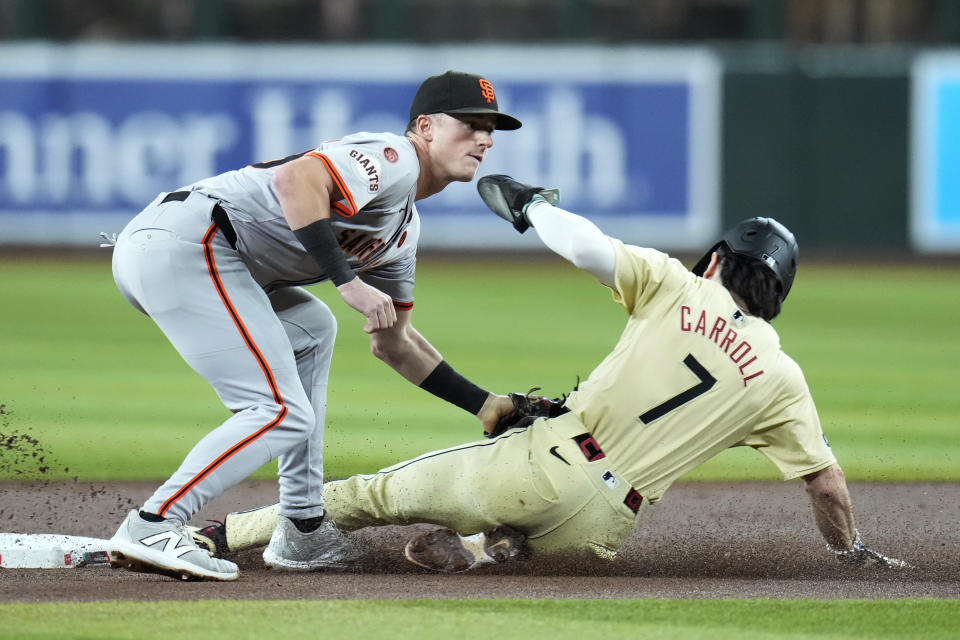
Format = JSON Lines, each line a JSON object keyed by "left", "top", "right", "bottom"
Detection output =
{"left": 109, "top": 510, "right": 238, "bottom": 581}
{"left": 262, "top": 515, "right": 365, "bottom": 571}
{"left": 404, "top": 525, "right": 526, "bottom": 573}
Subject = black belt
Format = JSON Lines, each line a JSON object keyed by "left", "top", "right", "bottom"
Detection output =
{"left": 161, "top": 190, "right": 237, "bottom": 249}
{"left": 571, "top": 432, "right": 644, "bottom": 514}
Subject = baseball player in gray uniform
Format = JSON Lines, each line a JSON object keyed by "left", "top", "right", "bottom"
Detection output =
{"left": 106, "top": 71, "right": 521, "bottom": 581}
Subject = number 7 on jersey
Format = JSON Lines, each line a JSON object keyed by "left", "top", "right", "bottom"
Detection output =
{"left": 639, "top": 354, "right": 716, "bottom": 424}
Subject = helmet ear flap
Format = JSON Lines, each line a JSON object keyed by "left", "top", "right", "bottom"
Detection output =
{"left": 691, "top": 242, "right": 724, "bottom": 277}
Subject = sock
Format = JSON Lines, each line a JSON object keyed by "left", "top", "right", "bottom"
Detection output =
{"left": 521, "top": 194, "right": 547, "bottom": 215}
{"left": 289, "top": 514, "right": 324, "bottom": 533}
{"left": 139, "top": 510, "right": 165, "bottom": 522}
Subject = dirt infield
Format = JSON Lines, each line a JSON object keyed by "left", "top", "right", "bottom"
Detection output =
{"left": 1, "top": 480, "right": 957, "bottom": 601}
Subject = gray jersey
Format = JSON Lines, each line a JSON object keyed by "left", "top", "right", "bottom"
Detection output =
{"left": 189, "top": 132, "right": 421, "bottom": 304}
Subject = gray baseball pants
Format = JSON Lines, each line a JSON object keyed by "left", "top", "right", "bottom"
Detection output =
{"left": 111, "top": 191, "right": 332, "bottom": 524}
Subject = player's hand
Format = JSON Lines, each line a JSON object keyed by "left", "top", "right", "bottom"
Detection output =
{"left": 829, "top": 530, "right": 912, "bottom": 569}
{"left": 481, "top": 389, "right": 570, "bottom": 438}
{"left": 336, "top": 277, "right": 397, "bottom": 333}
{"left": 477, "top": 394, "right": 516, "bottom": 437}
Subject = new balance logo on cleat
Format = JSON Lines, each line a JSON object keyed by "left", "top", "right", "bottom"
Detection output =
{"left": 138, "top": 531, "right": 195, "bottom": 558}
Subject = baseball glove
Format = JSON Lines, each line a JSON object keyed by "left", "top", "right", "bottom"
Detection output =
{"left": 486, "top": 387, "right": 568, "bottom": 438}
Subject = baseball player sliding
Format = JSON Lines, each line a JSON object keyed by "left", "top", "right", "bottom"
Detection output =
{"left": 105, "top": 71, "right": 521, "bottom": 581}
{"left": 191, "top": 176, "right": 908, "bottom": 574}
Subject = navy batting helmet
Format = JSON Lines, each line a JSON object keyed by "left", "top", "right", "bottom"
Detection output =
{"left": 692, "top": 217, "right": 798, "bottom": 301}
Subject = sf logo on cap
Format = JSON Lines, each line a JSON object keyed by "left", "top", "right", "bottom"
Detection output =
{"left": 478, "top": 78, "right": 496, "bottom": 104}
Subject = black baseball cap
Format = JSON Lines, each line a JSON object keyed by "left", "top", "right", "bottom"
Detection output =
{"left": 409, "top": 71, "right": 522, "bottom": 131}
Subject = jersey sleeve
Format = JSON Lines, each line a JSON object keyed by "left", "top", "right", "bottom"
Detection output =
{"left": 609, "top": 240, "right": 692, "bottom": 315}
{"left": 308, "top": 139, "right": 417, "bottom": 218}
{"left": 358, "top": 256, "right": 416, "bottom": 309}
{"left": 738, "top": 361, "right": 837, "bottom": 480}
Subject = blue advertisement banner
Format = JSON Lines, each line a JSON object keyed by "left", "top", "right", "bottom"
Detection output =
{"left": 912, "top": 52, "right": 960, "bottom": 253}
{"left": 0, "top": 44, "right": 720, "bottom": 248}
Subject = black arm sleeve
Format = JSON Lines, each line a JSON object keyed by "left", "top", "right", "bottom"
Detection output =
{"left": 293, "top": 218, "right": 355, "bottom": 286}
{"left": 419, "top": 360, "right": 490, "bottom": 415}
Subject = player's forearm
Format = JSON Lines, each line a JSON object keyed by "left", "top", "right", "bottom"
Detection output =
{"left": 373, "top": 326, "right": 443, "bottom": 384}
{"left": 525, "top": 201, "right": 616, "bottom": 286}
{"left": 804, "top": 464, "right": 856, "bottom": 549}
{"left": 803, "top": 464, "right": 910, "bottom": 568}
{"left": 381, "top": 327, "right": 492, "bottom": 417}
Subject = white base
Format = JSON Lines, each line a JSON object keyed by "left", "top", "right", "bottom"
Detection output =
{"left": 0, "top": 533, "right": 113, "bottom": 569}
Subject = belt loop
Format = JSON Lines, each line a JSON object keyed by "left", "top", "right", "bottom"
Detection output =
{"left": 211, "top": 204, "right": 238, "bottom": 250}
{"left": 160, "top": 190, "right": 191, "bottom": 204}
{"left": 572, "top": 433, "right": 606, "bottom": 462}
{"left": 158, "top": 190, "right": 237, "bottom": 250}
{"left": 624, "top": 488, "right": 643, "bottom": 514}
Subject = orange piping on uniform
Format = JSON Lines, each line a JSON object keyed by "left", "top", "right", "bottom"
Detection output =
{"left": 308, "top": 152, "right": 358, "bottom": 217}
{"left": 158, "top": 224, "right": 287, "bottom": 517}
{"left": 331, "top": 202, "right": 353, "bottom": 217}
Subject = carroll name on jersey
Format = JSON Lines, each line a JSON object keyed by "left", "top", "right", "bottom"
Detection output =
{"left": 679, "top": 305, "right": 764, "bottom": 386}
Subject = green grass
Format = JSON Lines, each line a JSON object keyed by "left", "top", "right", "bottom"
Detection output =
{"left": 1, "top": 599, "right": 958, "bottom": 640}
{"left": 0, "top": 256, "right": 958, "bottom": 482}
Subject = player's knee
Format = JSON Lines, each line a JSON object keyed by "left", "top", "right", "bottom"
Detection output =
{"left": 279, "top": 400, "right": 316, "bottom": 438}
{"left": 304, "top": 303, "right": 337, "bottom": 343}
{"left": 276, "top": 289, "right": 337, "bottom": 354}
{"left": 288, "top": 305, "right": 337, "bottom": 357}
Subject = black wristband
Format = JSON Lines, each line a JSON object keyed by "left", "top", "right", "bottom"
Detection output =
{"left": 419, "top": 360, "right": 489, "bottom": 415}
{"left": 293, "top": 219, "right": 354, "bottom": 286}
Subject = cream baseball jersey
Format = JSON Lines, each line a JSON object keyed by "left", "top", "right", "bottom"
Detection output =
{"left": 563, "top": 240, "right": 836, "bottom": 502}
{"left": 190, "top": 131, "right": 420, "bottom": 302}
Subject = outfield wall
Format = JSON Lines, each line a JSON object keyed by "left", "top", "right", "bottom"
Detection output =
{"left": 1, "top": 43, "right": 958, "bottom": 253}
{"left": 722, "top": 47, "right": 960, "bottom": 255}
{"left": 0, "top": 43, "right": 720, "bottom": 250}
